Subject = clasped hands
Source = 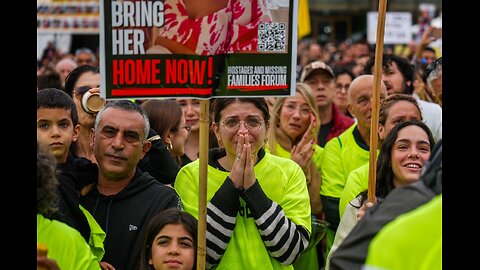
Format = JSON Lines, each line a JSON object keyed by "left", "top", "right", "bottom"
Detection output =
{"left": 230, "top": 131, "right": 256, "bottom": 190}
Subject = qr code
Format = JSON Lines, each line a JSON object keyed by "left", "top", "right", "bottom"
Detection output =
{"left": 258, "top": 22, "right": 286, "bottom": 52}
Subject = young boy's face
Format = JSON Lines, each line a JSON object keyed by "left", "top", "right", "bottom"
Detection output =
{"left": 37, "top": 108, "right": 79, "bottom": 163}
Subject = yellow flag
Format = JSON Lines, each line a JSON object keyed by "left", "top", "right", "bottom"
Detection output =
{"left": 298, "top": 0, "right": 311, "bottom": 40}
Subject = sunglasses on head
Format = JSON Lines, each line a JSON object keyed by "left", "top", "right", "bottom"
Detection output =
{"left": 425, "top": 57, "right": 442, "bottom": 78}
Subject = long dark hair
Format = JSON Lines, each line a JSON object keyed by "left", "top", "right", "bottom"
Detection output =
{"left": 139, "top": 208, "right": 198, "bottom": 270}
{"left": 364, "top": 54, "right": 414, "bottom": 94}
{"left": 375, "top": 120, "right": 435, "bottom": 198}
{"left": 356, "top": 120, "right": 435, "bottom": 206}
{"left": 141, "top": 99, "right": 183, "bottom": 145}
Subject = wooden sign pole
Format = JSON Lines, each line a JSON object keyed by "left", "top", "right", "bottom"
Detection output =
{"left": 196, "top": 99, "right": 210, "bottom": 270}
{"left": 368, "top": 0, "right": 388, "bottom": 203}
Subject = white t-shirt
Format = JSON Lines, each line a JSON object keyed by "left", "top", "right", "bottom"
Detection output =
{"left": 415, "top": 97, "right": 442, "bottom": 143}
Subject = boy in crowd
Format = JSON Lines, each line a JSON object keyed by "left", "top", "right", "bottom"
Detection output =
{"left": 37, "top": 88, "right": 105, "bottom": 261}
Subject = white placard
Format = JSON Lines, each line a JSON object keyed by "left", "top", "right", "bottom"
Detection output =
{"left": 367, "top": 12, "right": 412, "bottom": 44}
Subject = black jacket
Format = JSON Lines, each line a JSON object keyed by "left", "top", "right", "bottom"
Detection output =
{"left": 329, "top": 181, "right": 436, "bottom": 270}
{"left": 79, "top": 167, "right": 181, "bottom": 270}
{"left": 55, "top": 154, "right": 96, "bottom": 242}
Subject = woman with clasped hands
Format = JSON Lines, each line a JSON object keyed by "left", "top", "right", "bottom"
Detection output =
{"left": 174, "top": 98, "right": 312, "bottom": 270}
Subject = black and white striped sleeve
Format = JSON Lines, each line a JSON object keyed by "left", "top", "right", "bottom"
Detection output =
{"left": 205, "top": 177, "right": 241, "bottom": 268}
{"left": 241, "top": 180, "right": 311, "bottom": 265}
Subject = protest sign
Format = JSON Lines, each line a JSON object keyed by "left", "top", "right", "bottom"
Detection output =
{"left": 99, "top": 0, "right": 298, "bottom": 99}
{"left": 367, "top": 11, "right": 412, "bottom": 45}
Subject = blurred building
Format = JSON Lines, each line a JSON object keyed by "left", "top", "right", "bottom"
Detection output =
{"left": 37, "top": 0, "right": 442, "bottom": 59}
{"left": 308, "top": 0, "right": 442, "bottom": 44}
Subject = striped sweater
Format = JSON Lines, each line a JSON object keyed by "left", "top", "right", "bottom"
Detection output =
{"left": 174, "top": 148, "right": 312, "bottom": 270}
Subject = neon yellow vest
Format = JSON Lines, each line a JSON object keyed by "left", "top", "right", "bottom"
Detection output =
{"left": 175, "top": 151, "right": 312, "bottom": 270}
{"left": 37, "top": 214, "right": 101, "bottom": 270}
{"left": 365, "top": 195, "right": 442, "bottom": 270}
{"left": 321, "top": 124, "right": 371, "bottom": 198}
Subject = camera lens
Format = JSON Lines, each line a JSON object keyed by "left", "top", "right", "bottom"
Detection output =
{"left": 81, "top": 92, "right": 105, "bottom": 114}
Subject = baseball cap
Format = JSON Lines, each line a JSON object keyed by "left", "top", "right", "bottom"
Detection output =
{"left": 300, "top": 60, "right": 335, "bottom": 82}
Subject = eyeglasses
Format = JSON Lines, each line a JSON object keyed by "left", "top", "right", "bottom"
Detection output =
{"left": 283, "top": 103, "right": 311, "bottom": 117}
{"left": 74, "top": 85, "right": 101, "bottom": 96}
{"left": 221, "top": 117, "right": 263, "bottom": 133}
{"left": 171, "top": 125, "right": 192, "bottom": 133}
{"left": 74, "top": 86, "right": 94, "bottom": 96}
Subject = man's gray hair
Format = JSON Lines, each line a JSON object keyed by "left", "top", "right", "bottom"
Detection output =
{"left": 95, "top": 100, "right": 150, "bottom": 141}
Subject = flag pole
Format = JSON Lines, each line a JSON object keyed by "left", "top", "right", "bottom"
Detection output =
{"left": 368, "top": 0, "right": 388, "bottom": 203}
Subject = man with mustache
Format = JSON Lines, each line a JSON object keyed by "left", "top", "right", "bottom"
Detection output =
{"left": 364, "top": 54, "right": 442, "bottom": 143}
{"left": 79, "top": 100, "right": 181, "bottom": 270}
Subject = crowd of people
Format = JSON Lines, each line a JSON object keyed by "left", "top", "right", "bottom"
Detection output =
{"left": 37, "top": 26, "right": 442, "bottom": 269}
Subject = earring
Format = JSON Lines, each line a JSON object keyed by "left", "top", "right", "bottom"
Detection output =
{"left": 167, "top": 142, "right": 173, "bottom": 151}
